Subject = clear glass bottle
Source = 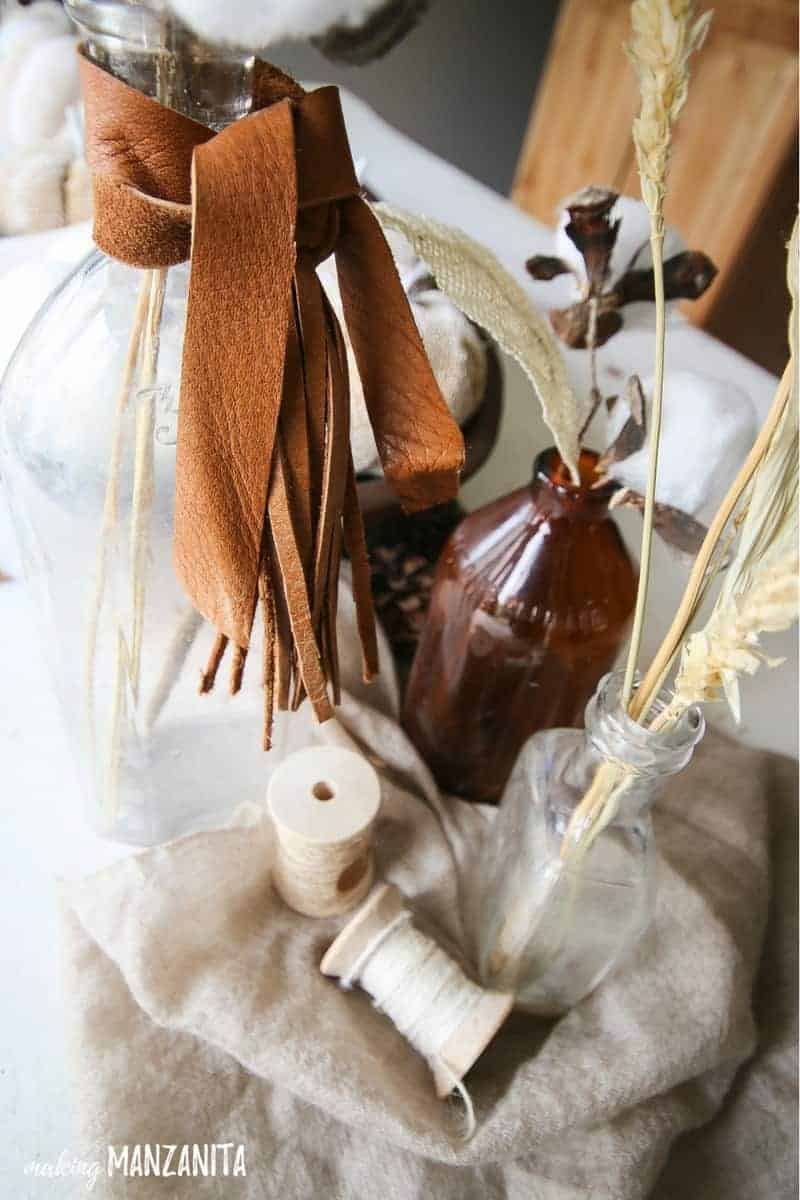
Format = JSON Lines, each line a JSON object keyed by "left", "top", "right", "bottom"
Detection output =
{"left": 0, "top": 3, "right": 287, "bottom": 844}
{"left": 475, "top": 672, "right": 704, "bottom": 1014}
{"left": 403, "top": 447, "right": 637, "bottom": 803}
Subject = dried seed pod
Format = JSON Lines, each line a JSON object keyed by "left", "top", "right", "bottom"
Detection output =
{"left": 525, "top": 254, "right": 573, "bottom": 282}
{"left": 562, "top": 185, "right": 620, "bottom": 294}
{"left": 549, "top": 301, "right": 623, "bottom": 349}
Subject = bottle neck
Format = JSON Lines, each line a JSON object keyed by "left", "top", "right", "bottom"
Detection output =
{"left": 67, "top": 1, "right": 257, "bottom": 128}
{"left": 579, "top": 672, "right": 705, "bottom": 824}
{"left": 530, "top": 447, "right": 616, "bottom": 522}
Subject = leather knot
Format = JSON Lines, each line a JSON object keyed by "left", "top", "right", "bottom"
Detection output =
{"left": 296, "top": 204, "right": 341, "bottom": 266}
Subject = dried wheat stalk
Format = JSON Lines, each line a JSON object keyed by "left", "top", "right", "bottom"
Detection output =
{"left": 621, "top": 0, "right": 711, "bottom": 707}
{"left": 103, "top": 267, "right": 168, "bottom": 824}
{"left": 85, "top": 276, "right": 150, "bottom": 753}
{"left": 129, "top": 267, "right": 167, "bottom": 696}
{"left": 627, "top": 0, "right": 712, "bottom": 224}
{"left": 91, "top": 33, "right": 174, "bottom": 824}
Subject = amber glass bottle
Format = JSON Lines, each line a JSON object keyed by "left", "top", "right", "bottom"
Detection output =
{"left": 402, "top": 448, "right": 637, "bottom": 803}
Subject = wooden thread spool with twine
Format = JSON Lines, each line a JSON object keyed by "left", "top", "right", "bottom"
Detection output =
{"left": 321, "top": 883, "right": 513, "bottom": 1132}
{"left": 267, "top": 746, "right": 381, "bottom": 918}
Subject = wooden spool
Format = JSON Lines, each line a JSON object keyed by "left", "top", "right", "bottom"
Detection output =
{"left": 321, "top": 883, "right": 513, "bottom": 1097}
{"left": 267, "top": 746, "right": 381, "bottom": 918}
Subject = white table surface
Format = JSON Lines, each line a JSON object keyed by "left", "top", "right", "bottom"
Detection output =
{"left": 0, "top": 89, "right": 796, "bottom": 1195}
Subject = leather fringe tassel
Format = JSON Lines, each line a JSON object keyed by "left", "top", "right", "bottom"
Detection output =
{"left": 199, "top": 260, "right": 379, "bottom": 744}
{"left": 80, "top": 53, "right": 464, "bottom": 752}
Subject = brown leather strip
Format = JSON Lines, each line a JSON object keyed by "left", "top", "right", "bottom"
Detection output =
{"left": 271, "top": 550, "right": 293, "bottom": 713}
{"left": 311, "top": 291, "right": 350, "bottom": 629}
{"left": 175, "top": 100, "right": 298, "bottom": 650}
{"left": 258, "top": 568, "right": 276, "bottom": 750}
{"left": 294, "top": 259, "right": 328, "bottom": 539}
{"left": 79, "top": 53, "right": 208, "bottom": 266}
{"left": 252, "top": 61, "right": 306, "bottom": 108}
{"left": 199, "top": 632, "right": 228, "bottom": 695}
{"left": 229, "top": 644, "right": 247, "bottom": 696}
{"left": 283, "top": 281, "right": 320, "bottom": 714}
{"left": 268, "top": 450, "right": 334, "bottom": 722}
{"left": 324, "top": 524, "right": 343, "bottom": 708}
{"left": 293, "top": 87, "right": 359, "bottom": 209}
{"left": 342, "top": 454, "right": 379, "bottom": 683}
{"left": 336, "top": 196, "right": 465, "bottom": 512}
{"left": 278, "top": 290, "right": 314, "bottom": 590}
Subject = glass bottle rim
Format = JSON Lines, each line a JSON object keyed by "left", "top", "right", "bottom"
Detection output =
{"left": 586, "top": 671, "right": 705, "bottom": 777}
{"left": 533, "top": 446, "right": 617, "bottom": 504}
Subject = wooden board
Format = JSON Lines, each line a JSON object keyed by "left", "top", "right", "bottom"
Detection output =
{"left": 512, "top": 0, "right": 798, "bottom": 337}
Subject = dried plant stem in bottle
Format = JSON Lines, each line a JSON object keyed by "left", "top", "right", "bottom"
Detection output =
{"left": 621, "top": 0, "right": 711, "bottom": 707}
{"left": 97, "top": 268, "right": 169, "bottom": 820}
{"left": 88, "top": 27, "right": 174, "bottom": 818}
{"left": 84, "top": 277, "right": 150, "bottom": 752}
{"left": 130, "top": 268, "right": 167, "bottom": 693}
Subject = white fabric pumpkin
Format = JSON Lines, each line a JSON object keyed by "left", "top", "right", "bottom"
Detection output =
{"left": 0, "top": 3, "right": 87, "bottom": 236}
{"left": 317, "top": 226, "right": 487, "bottom": 476}
{"left": 609, "top": 370, "right": 758, "bottom": 520}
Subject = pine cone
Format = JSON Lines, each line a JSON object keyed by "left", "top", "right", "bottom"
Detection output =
{"left": 365, "top": 499, "right": 463, "bottom": 676}
{"left": 371, "top": 543, "right": 436, "bottom": 653}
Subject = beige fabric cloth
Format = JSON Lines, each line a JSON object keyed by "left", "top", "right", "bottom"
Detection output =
{"left": 59, "top": 594, "right": 795, "bottom": 1199}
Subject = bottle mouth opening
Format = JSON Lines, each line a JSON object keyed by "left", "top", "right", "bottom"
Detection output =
{"left": 587, "top": 671, "right": 705, "bottom": 776}
{"left": 534, "top": 447, "right": 617, "bottom": 501}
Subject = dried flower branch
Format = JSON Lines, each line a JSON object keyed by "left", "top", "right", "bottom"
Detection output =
{"left": 526, "top": 254, "right": 575, "bottom": 282}
{"left": 615, "top": 249, "right": 716, "bottom": 306}
{"left": 595, "top": 376, "right": 646, "bottom": 468}
{"left": 545, "top": 248, "right": 716, "bottom": 350}
{"left": 621, "top": 0, "right": 711, "bottom": 708}
{"left": 562, "top": 186, "right": 620, "bottom": 294}
{"left": 612, "top": 488, "right": 708, "bottom": 558}
{"left": 549, "top": 302, "right": 623, "bottom": 351}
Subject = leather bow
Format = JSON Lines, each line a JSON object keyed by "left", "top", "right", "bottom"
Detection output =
{"left": 79, "top": 55, "right": 464, "bottom": 746}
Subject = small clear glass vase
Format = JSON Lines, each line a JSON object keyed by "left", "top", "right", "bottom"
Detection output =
{"left": 476, "top": 672, "right": 705, "bottom": 1014}
{"left": 0, "top": 4, "right": 288, "bottom": 844}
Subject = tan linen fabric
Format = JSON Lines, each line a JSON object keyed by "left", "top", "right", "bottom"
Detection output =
{"left": 59, "top": 590, "right": 789, "bottom": 1199}
{"left": 652, "top": 750, "right": 798, "bottom": 1200}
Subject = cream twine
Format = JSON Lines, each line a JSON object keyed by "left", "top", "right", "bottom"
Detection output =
{"left": 268, "top": 746, "right": 380, "bottom": 919}
{"left": 339, "top": 910, "right": 484, "bottom": 1137}
{"left": 272, "top": 822, "right": 375, "bottom": 919}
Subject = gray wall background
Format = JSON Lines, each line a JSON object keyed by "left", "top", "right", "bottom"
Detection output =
{"left": 274, "top": 0, "right": 560, "bottom": 196}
